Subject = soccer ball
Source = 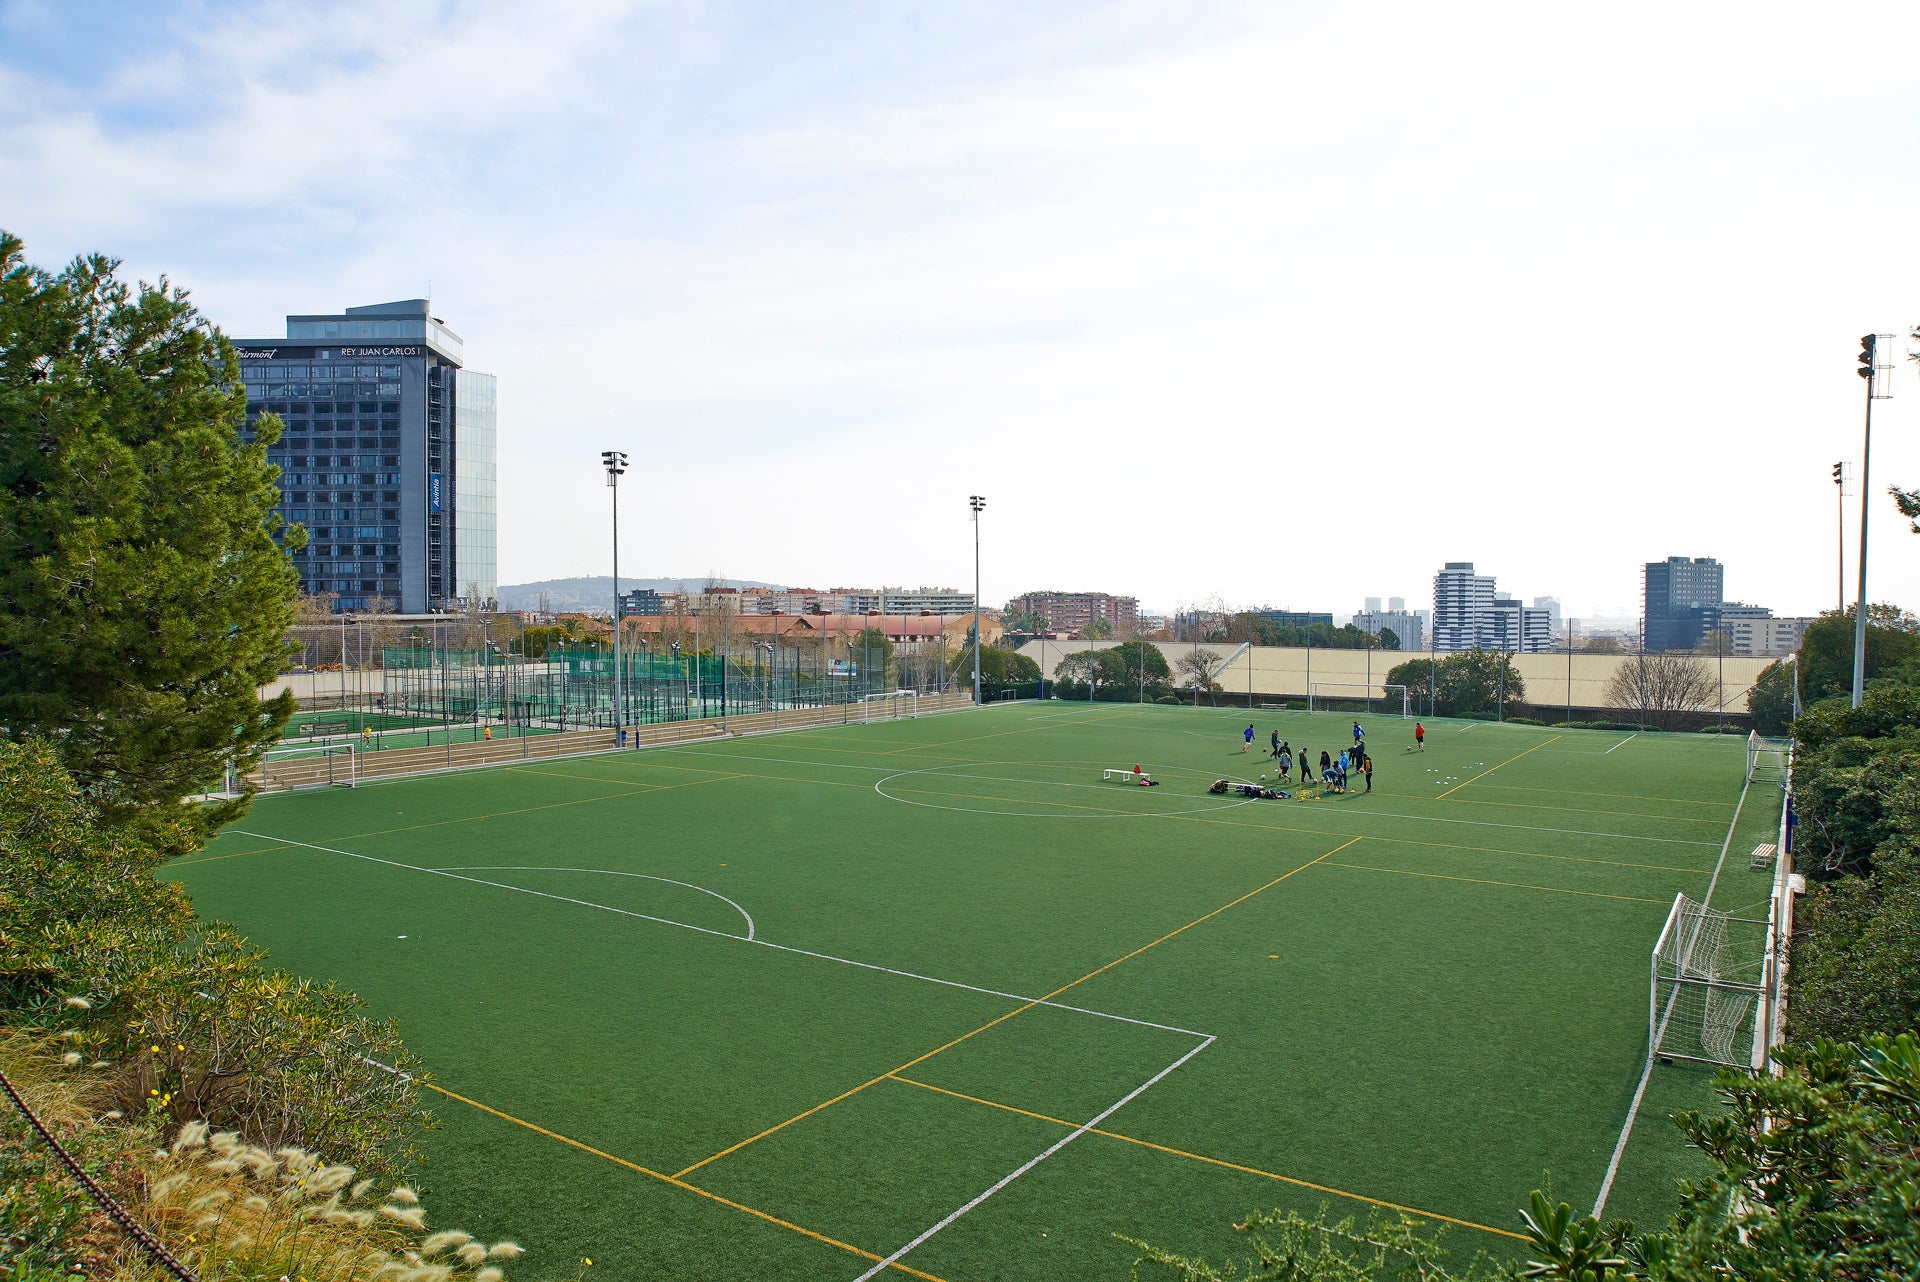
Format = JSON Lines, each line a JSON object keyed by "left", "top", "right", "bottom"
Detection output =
{"left": 1258, "top": 773, "right": 1267, "bottom": 781}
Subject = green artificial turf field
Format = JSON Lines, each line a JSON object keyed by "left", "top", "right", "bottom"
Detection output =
{"left": 173, "top": 702, "right": 1784, "bottom": 1281}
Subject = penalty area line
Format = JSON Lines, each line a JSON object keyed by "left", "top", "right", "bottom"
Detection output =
{"left": 849, "top": 1035, "right": 1216, "bottom": 1282}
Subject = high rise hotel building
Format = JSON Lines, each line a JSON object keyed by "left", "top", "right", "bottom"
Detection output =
{"left": 235, "top": 300, "right": 496, "bottom": 613}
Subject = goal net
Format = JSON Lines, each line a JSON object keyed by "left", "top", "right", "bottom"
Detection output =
{"left": 256, "top": 743, "right": 357, "bottom": 791}
{"left": 1746, "top": 731, "right": 1789, "bottom": 787}
{"left": 1308, "top": 683, "right": 1410, "bottom": 717}
{"left": 862, "top": 690, "right": 919, "bottom": 723}
{"left": 1649, "top": 893, "right": 1767, "bottom": 1068}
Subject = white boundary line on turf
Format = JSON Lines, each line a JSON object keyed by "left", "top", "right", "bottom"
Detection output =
{"left": 232, "top": 825, "right": 1230, "bottom": 1270}
{"left": 227, "top": 831, "right": 1210, "bottom": 1040}
{"left": 1603, "top": 734, "right": 1638, "bottom": 754}
{"left": 849, "top": 1033, "right": 1218, "bottom": 1282}
{"left": 430, "top": 866, "right": 757, "bottom": 940}
{"left": 1589, "top": 771, "right": 1756, "bottom": 1220}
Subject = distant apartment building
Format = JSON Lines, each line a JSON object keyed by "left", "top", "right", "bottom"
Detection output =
{"left": 1432, "top": 562, "right": 1496, "bottom": 651}
{"left": 1009, "top": 590, "right": 1140, "bottom": 635}
{"left": 1351, "top": 600, "right": 1427, "bottom": 651}
{"left": 739, "top": 586, "right": 976, "bottom": 616}
{"left": 1485, "top": 595, "right": 1555, "bottom": 652}
{"left": 644, "top": 586, "right": 975, "bottom": 617}
{"left": 1431, "top": 564, "right": 1555, "bottom": 651}
{"left": 617, "top": 587, "right": 668, "bottom": 617}
{"left": 1533, "top": 596, "right": 1564, "bottom": 641}
{"left": 1715, "top": 603, "right": 1813, "bottom": 657}
{"left": 1643, "top": 556, "right": 1725, "bottom": 652}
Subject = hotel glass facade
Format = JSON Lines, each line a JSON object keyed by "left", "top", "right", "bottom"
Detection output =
{"left": 236, "top": 299, "right": 497, "bottom": 613}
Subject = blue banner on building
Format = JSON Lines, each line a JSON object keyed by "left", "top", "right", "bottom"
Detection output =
{"left": 429, "top": 471, "right": 442, "bottom": 514}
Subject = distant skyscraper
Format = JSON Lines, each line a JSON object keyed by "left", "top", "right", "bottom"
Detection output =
{"left": 1432, "top": 562, "right": 1496, "bottom": 651}
{"left": 1532, "top": 596, "right": 1563, "bottom": 640}
{"left": 236, "top": 299, "right": 497, "bottom": 612}
{"left": 1643, "top": 557, "right": 1725, "bottom": 652}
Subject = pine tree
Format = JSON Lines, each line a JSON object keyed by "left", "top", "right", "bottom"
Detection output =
{"left": 0, "top": 232, "right": 301, "bottom": 853}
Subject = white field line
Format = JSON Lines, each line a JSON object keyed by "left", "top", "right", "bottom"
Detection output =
{"left": 661, "top": 749, "right": 1720, "bottom": 847}
{"left": 1603, "top": 734, "right": 1638, "bottom": 754}
{"left": 227, "top": 831, "right": 1210, "bottom": 1041}
{"left": 850, "top": 1034, "right": 1218, "bottom": 1282}
{"left": 237, "top": 827, "right": 1225, "bottom": 1265}
{"left": 431, "top": 866, "right": 756, "bottom": 940}
{"left": 1590, "top": 772, "right": 1756, "bottom": 1219}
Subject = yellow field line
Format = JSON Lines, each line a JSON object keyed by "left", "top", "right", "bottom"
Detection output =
{"left": 886, "top": 1075, "right": 1526, "bottom": 1243}
{"left": 1321, "top": 861, "right": 1671, "bottom": 905}
{"left": 1358, "top": 834, "right": 1706, "bottom": 875}
{"left": 1470, "top": 783, "right": 1733, "bottom": 809}
{"left": 1435, "top": 736, "right": 1561, "bottom": 800}
{"left": 170, "top": 844, "right": 296, "bottom": 868}
{"left": 418, "top": 1082, "right": 948, "bottom": 1281}
{"left": 673, "top": 837, "right": 1361, "bottom": 1180}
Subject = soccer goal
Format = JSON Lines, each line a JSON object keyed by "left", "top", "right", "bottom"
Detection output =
{"left": 1307, "top": 683, "right": 1410, "bottom": 717}
{"left": 862, "top": 690, "right": 919, "bottom": 722}
{"left": 1745, "top": 731, "right": 1789, "bottom": 787}
{"left": 256, "top": 743, "right": 357, "bottom": 791}
{"left": 1649, "top": 892, "right": 1768, "bottom": 1069}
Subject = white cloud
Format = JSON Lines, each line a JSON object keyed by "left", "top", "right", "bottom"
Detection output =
{"left": 5, "top": 0, "right": 1918, "bottom": 619}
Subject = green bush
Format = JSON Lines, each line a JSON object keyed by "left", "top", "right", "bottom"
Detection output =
{"left": 0, "top": 740, "right": 430, "bottom": 1182}
{"left": 1790, "top": 849, "right": 1920, "bottom": 1041}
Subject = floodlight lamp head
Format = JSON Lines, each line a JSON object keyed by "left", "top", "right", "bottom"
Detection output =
{"left": 1859, "top": 335, "right": 1876, "bottom": 379}
{"left": 969, "top": 494, "right": 985, "bottom": 513}
{"left": 601, "top": 449, "right": 629, "bottom": 483}
{"left": 1833, "top": 462, "right": 1844, "bottom": 482}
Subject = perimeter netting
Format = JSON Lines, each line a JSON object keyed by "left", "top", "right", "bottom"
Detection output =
{"left": 1650, "top": 893, "right": 1767, "bottom": 1068}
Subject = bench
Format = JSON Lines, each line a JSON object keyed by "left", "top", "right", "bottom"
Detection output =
{"left": 1103, "top": 768, "right": 1150, "bottom": 784}
{"left": 1750, "top": 843, "right": 1777, "bottom": 869}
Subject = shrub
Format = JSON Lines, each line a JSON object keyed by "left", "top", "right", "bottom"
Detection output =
{"left": 1790, "top": 847, "right": 1920, "bottom": 1041}
{"left": 0, "top": 740, "right": 430, "bottom": 1182}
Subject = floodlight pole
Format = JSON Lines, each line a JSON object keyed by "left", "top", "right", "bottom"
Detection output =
{"left": 1834, "top": 461, "right": 1846, "bottom": 615}
{"left": 1850, "top": 336, "right": 1883, "bottom": 709}
{"left": 969, "top": 495, "right": 985, "bottom": 705}
{"left": 602, "top": 450, "right": 628, "bottom": 741}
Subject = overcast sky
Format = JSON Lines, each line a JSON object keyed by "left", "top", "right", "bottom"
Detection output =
{"left": 5, "top": 1, "right": 1918, "bottom": 621}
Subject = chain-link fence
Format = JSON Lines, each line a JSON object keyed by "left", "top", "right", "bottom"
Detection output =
{"left": 277, "top": 630, "right": 958, "bottom": 751}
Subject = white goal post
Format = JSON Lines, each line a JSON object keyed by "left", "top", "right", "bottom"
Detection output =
{"left": 862, "top": 690, "right": 919, "bottom": 722}
{"left": 257, "top": 743, "right": 357, "bottom": 790}
{"left": 1746, "top": 731, "right": 1788, "bottom": 787}
{"left": 1649, "top": 892, "right": 1768, "bottom": 1069}
{"left": 1307, "top": 683, "right": 1410, "bottom": 717}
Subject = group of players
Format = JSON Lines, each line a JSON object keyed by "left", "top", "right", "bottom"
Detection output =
{"left": 1240, "top": 720, "right": 1374, "bottom": 795}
